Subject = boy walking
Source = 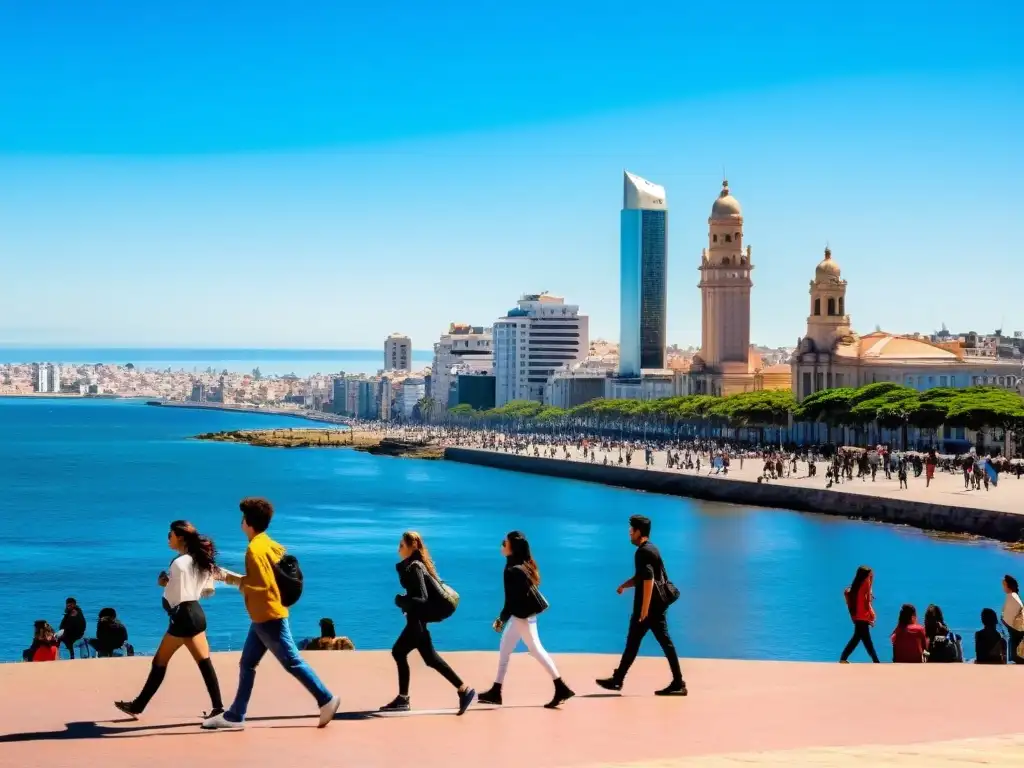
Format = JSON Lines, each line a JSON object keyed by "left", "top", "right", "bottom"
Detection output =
{"left": 596, "top": 514, "right": 686, "bottom": 696}
{"left": 203, "top": 497, "right": 340, "bottom": 730}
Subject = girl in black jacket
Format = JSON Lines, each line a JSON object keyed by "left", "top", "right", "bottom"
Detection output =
{"left": 379, "top": 531, "right": 476, "bottom": 715}
{"left": 478, "top": 531, "right": 574, "bottom": 708}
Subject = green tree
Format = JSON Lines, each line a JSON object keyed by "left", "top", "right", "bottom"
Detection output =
{"left": 794, "top": 387, "right": 857, "bottom": 442}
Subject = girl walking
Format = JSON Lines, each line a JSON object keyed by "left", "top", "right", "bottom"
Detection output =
{"left": 839, "top": 565, "right": 879, "bottom": 663}
{"left": 379, "top": 531, "right": 475, "bottom": 715}
{"left": 115, "top": 520, "right": 224, "bottom": 718}
{"left": 478, "top": 531, "right": 574, "bottom": 708}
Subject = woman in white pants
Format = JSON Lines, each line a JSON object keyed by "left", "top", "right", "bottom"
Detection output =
{"left": 477, "top": 531, "right": 574, "bottom": 709}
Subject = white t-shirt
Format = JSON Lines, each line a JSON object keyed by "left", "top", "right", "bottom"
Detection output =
{"left": 1002, "top": 592, "right": 1023, "bottom": 630}
{"left": 163, "top": 554, "right": 215, "bottom": 609}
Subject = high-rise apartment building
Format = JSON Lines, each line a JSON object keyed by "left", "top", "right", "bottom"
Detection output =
{"left": 384, "top": 333, "right": 412, "bottom": 372}
{"left": 48, "top": 364, "right": 61, "bottom": 393}
{"left": 619, "top": 171, "right": 668, "bottom": 377}
{"left": 431, "top": 324, "right": 493, "bottom": 410}
{"left": 34, "top": 363, "right": 49, "bottom": 393}
{"left": 493, "top": 293, "right": 589, "bottom": 406}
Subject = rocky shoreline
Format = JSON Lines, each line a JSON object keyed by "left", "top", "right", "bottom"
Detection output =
{"left": 193, "top": 428, "right": 444, "bottom": 459}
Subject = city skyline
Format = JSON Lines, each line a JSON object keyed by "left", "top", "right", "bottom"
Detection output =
{"left": 1, "top": 3, "right": 1021, "bottom": 349}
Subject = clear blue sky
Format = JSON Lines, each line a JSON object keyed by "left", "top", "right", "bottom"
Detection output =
{"left": 0, "top": 1, "right": 1020, "bottom": 349}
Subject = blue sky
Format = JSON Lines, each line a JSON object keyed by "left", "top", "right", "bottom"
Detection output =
{"left": 0, "top": 1, "right": 1021, "bottom": 349}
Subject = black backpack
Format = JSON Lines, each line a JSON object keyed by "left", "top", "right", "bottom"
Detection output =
{"left": 929, "top": 630, "right": 963, "bottom": 663}
{"left": 273, "top": 554, "right": 304, "bottom": 607}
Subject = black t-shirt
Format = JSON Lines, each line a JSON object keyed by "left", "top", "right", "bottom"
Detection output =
{"left": 633, "top": 541, "right": 664, "bottom": 615}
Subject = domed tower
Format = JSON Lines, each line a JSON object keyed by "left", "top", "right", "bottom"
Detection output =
{"left": 805, "top": 247, "right": 851, "bottom": 350}
{"left": 697, "top": 180, "right": 752, "bottom": 370}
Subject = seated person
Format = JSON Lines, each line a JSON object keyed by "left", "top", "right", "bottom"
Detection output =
{"left": 891, "top": 603, "right": 928, "bottom": 663}
{"left": 88, "top": 607, "right": 129, "bottom": 657}
{"left": 304, "top": 618, "right": 341, "bottom": 650}
{"left": 57, "top": 597, "right": 87, "bottom": 659}
{"left": 924, "top": 603, "right": 962, "bottom": 663}
{"left": 975, "top": 608, "right": 1007, "bottom": 664}
{"left": 23, "top": 620, "right": 59, "bottom": 662}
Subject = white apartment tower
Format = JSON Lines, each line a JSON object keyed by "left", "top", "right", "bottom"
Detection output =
{"left": 493, "top": 293, "right": 589, "bottom": 406}
{"left": 384, "top": 333, "right": 412, "bottom": 372}
{"left": 34, "top": 363, "right": 49, "bottom": 393}
{"left": 431, "top": 324, "right": 493, "bottom": 409}
{"left": 48, "top": 363, "right": 61, "bottom": 393}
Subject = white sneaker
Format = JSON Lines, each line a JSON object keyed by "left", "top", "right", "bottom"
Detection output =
{"left": 201, "top": 712, "right": 244, "bottom": 730}
{"left": 318, "top": 696, "right": 340, "bottom": 728}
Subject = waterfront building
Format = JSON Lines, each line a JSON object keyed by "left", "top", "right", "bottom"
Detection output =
{"left": 332, "top": 376, "right": 349, "bottom": 415}
{"left": 450, "top": 371, "right": 496, "bottom": 411}
{"left": 619, "top": 171, "right": 668, "bottom": 377}
{"left": 431, "top": 324, "right": 493, "bottom": 414}
{"left": 493, "top": 292, "right": 589, "bottom": 406}
{"left": 396, "top": 377, "right": 426, "bottom": 420}
{"left": 546, "top": 355, "right": 617, "bottom": 409}
{"left": 33, "top": 363, "right": 49, "bottom": 393}
{"left": 687, "top": 181, "right": 791, "bottom": 396}
{"left": 606, "top": 371, "right": 677, "bottom": 401}
{"left": 357, "top": 379, "right": 379, "bottom": 419}
{"left": 189, "top": 381, "right": 207, "bottom": 403}
{"left": 384, "top": 333, "right": 412, "bottom": 372}
{"left": 48, "top": 364, "right": 61, "bottom": 393}
{"left": 379, "top": 377, "right": 393, "bottom": 421}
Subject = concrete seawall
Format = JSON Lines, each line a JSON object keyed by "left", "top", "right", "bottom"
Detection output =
{"left": 444, "top": 447, "right": 1024, "bottom": 542}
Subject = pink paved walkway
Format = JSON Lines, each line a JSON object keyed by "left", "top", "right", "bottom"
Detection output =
{"left": 1, "top": 651, "right": 1022, "bottom": 767}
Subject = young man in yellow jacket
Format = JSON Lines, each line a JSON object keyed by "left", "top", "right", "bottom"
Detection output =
{"left": 203, "top": 497, "right": 340, "bottom": 729}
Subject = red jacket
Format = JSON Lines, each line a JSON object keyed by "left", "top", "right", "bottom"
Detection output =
{"left": 847, "top": 582, "right": 875, "bottom": 623}
{"left": 31, "top": 643, "right": 58, "bottom": 662}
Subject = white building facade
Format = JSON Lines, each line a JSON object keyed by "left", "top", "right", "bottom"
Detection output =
{"left": 384, "top": 333, "right": 412, "bottom": 372}
{"left": 431, "top": 324, "right": 493, "bottom": 410}
{"left": 396, "top": 377, "right": 426, "bottom": 420}
{"left": 493, "top": 293, "right": 589, "bottom": 407}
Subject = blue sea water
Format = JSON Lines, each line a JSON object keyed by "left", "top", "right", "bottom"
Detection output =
{"left": 2, "top": 398, "right": 1022, "bottom": 664}
{"left": 0, "top": 347, "right": 433, "bottom": 377}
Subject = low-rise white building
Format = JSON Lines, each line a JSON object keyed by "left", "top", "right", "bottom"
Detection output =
{"left": 431, "top": 324, "right": 493, "bottom": 411}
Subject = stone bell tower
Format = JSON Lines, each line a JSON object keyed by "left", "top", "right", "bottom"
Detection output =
{"left": 805, "top": 247, "right": 851, "bottom": 350}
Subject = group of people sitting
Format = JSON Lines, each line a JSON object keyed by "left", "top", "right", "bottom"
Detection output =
{"left": 23, "top": 598, "right": 132, "bottom": 662}
{"left": 296, "top": 618, "right": 355, "bottom": 651}
{"left": 840, "top": 567, "right": 1022, "bottom": 664}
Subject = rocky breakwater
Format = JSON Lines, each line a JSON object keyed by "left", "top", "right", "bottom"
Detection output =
{"left": 194, "top": 428, "right": 444, "bottom": 459}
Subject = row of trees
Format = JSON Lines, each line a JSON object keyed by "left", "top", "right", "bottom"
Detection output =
{"left": 441, "top": 383, "right": 1024, "bottom": 448}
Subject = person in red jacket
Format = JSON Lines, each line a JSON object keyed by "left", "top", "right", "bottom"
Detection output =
{"left": 891, "top": 603, "right": 928, "bottom": 663}
{"left": 23, "top": 621, "right": 59, "bottom": 662}
{"left": 840, "top": 565, "right": 880, "bottom": 663}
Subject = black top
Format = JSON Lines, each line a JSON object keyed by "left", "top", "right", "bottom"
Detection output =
{"left": 975, "top": 627, "right": 1007, "bottom": 664}
{"left": 499, "top": 563, "right": 537, "bottom": 623}
{"left": 94, "top": 618, "right": 128, "bottom": 653}
{"left": 59, "top": 608, "right": 86, "bottom": 642}
{"left": 394, "top": 555, "right": 431, "bottom": 618}
{"left": 633, "top": 540, "right": 665, "bottom": 615}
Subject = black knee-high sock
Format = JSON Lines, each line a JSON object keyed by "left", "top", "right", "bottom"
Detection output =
{"left": 197, "top": 657, "right": 223, "bottom": 710}
{"left": 133, "top": 663, "right": 167, "bottom": 711}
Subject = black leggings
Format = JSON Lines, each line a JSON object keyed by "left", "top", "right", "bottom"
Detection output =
{"left": 840, "top": 620, "right": 880, "bottom": 662}
{"left": 392, "top": 617, "right": 463, "bottom": 696}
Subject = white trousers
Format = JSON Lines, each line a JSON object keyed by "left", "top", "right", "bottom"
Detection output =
{"left": 495, "top": 615, "right": 560, "bottom": 684}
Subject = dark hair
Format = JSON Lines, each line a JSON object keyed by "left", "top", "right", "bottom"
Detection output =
{"left": 319, "top": 618, "right": 336, "bottom": 639}
{"left": 845, "top": 565, "right": 873, "bottom": 614}
{"left": 170, "top": 520, "right": 217, "bottom": 574}
{"left": 1005, "top": 574, "right": 1019, "bottom": 594}
{"left": 99, "top": 607, "right": 116, "bottom": 620}
{"left": 65, "top": 597, "right": 77, "bottom": 607}
{"left": 506, "top": 530, "right": 540, "bottom": 586}
{"left": 924, "top": 604, "right": 946, "bottom": 638}
{"left": 629, "top": 515, "right": 652, "bottom": 538}
{"left": 897, "top": 603, "right": 916, "bottom": 628}
{"left": 240, "top": 497, "right": 274, "bottom": 533}
{"left": 981, "top": 607, "right": 999, "bottom": 629}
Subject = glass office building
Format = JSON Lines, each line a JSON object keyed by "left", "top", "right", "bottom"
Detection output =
{"left": 620, "top": 171, "right": 668, "bottom": 377}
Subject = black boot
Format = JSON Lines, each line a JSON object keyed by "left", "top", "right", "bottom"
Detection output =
{"left": 544, "top": 677, "right": 575, "bottom": 709}
{"left": 477, "top": 682, "right": 502, "bottom": 706}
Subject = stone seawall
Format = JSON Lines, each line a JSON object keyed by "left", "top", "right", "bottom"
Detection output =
{"left": 444, "top": 448, "right": 1024, "bottom": 542}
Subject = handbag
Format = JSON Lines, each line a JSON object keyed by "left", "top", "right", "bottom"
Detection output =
{"left": 517, "top": 566, "right": 549, "bottom": 615}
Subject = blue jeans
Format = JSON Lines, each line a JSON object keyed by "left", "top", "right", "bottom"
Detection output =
{"left": 228, "top": 618, "right": 333, "bottom": 721}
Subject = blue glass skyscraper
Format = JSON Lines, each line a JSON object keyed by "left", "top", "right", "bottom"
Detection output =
{"left": 619, "top": 171, "right": 667, "bottom": 377}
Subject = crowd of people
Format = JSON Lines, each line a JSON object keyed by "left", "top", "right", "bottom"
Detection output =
{"left": 838, "top": 566, "right": 1023, "bottom": 664}
{"left": 22, "top": 600, "right": 132, "bottom": 662}
{"left": 25, "top": 499, "right": 685, "bottom": 730}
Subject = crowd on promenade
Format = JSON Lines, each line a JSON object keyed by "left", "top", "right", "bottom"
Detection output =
{"left": 838, "top": 566, "right": 1024, "bottom": 665}
{"left": 23, "top": 500, "right": 685, "bottom": 730}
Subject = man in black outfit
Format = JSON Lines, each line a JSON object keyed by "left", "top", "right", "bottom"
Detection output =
{"left": 597, "top": 515, "right": 686, "bottom": 696}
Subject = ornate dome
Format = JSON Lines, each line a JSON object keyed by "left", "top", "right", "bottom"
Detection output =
{"left": 815, "top": 247, "right": 841, "bottom": 280}
{"left": 710, "top": 180, "right": 742, "bottom": 220}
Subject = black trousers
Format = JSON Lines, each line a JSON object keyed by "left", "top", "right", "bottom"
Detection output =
{"left": 392, "top": 616, "right": 463, "bottom": 696}
{"left": 614, "top": 612, "right": 683, "bottom": 683}
{"left": 840, "top": 620, "right": 880, "bottom": 662}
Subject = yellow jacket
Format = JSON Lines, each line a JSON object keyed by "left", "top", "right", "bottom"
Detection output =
{"left": 241, "top": 532, "right": 288, "bottom": 623}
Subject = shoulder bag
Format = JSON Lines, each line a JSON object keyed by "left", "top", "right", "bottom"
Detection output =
{"left": 516, "top": 565, "right": 549, "bottom": 616}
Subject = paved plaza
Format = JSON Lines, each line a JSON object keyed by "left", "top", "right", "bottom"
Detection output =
{"left": 2, "top": 651, "right": 1023, "bottom": 767}
{"left": 480, "top": 443, "right": 1024, "bottom": 516}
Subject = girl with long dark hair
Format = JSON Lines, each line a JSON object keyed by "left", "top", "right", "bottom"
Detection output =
{"left": 379, "top": 531, "right": 475, "bottom": 715}
{"left": 891, "top": 603, "right": 927, "bottom": 663}
{"left": 115, "top": 520, "right": 224, "bottom": 718}
{"left": 1001, "top": 574, "right": 1024, "bottom": 663}
{"left": 839, "top": 565, "right": 879, "bottom": 663}
{"left": 478, "top": 531, "right": 574, "bottom": 708}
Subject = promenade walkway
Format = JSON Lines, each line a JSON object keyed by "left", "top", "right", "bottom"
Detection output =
{"left": 2, "top": 651, "right": 1021, "bottom": 767}
{"left": 477, "top": 444, "right": 1024, "bottom": 516}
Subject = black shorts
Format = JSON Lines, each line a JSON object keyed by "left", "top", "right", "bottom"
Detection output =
{"left": 167, "top": 601, "right": 207, "bottom": 638}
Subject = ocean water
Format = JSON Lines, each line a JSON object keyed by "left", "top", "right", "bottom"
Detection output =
{"left": 0, "top": 347, "right": 433, "bottom": 377}
{"left": 2, "top": 397, "right": 1021, "bottom": 664}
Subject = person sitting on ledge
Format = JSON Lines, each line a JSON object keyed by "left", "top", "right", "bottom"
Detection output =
{"left": 923, "top": 604, "right": 962, "bottom": 663}
{"left": 891, "top": 603, "right": 928, "bottom": 663}
{"left": 89, "top": 607, "right": 130, "bottom": 657}
{"left": 302, "top": 618, "right": 354, "bottom": 650}
{"left": 975, "top": 608, "right": 1007, "bottom": 664}
{"left": 23, "top": 620, "right": 60, "bottom": 662}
